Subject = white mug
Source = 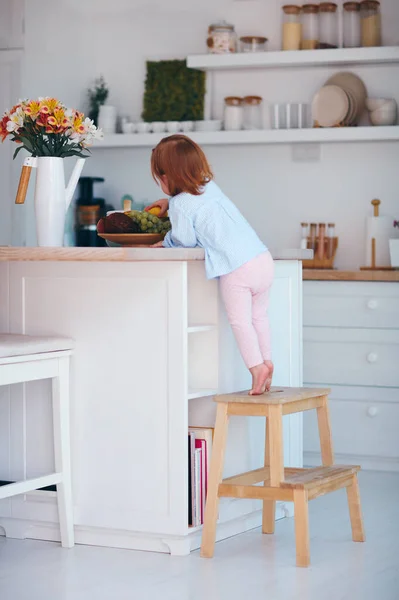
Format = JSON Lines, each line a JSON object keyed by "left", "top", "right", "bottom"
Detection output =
{"left": 152, "top": 121, "right": 166, "bottom": 133}
{"left": 181, "top": 121, "right": 194, "bottom": 132}
{"left": 136, "top": 122, "right": 150, "bottom": 133}
{"left": 166, "top": 121, "right": 180, "bottom": 133}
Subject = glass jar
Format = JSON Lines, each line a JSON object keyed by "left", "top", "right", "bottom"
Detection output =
{"left": 343, "top": 2, "right": 361, "bottom": 48}
{"left": 224, "top": 97, "right": 243, "bottom": 131}
{"left": 360, "top": 1, "right": 381, "bottom": 47}
{"left": 319, "top": 3, "right": 338, "bottom": 49}
{"left": 301, "top": 4, "right": 319, "bottom": 50}
{"left": 309, "top": 223, "right": 317, "bottom": 251}
{"left": 243, "top": 96, "right": 263, "bottom": 130}
{"left": 327, "top": 223, "right": 336, "bottom": 258}
{"left": 282, "top": 5, "right": 302, "bottom": 51}
{"left": 240, "top": 36, "right": 268, "bottom": 52}
{"left": 300, "top": 223, "right": 309, "bottom": 249}
{"left": 207, "top": 21, "right": 237, "bottom": 54}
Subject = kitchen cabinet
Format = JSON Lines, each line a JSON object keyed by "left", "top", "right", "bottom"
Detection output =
{"left": 0, "top": 248, "right": 304, "bottom": 554}
{"left": 303, "top": 280, "right": 399, "bottom": 472}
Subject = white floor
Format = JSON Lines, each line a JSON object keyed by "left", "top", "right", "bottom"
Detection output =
{"left": 0, "top": 471, "right": 398, "bottom": 600}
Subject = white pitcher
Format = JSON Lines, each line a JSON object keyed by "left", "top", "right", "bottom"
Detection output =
{"left": 16, "top": 156, "right": 85, "bottom": 247}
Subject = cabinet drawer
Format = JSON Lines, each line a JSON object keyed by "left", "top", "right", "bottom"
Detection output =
{"left": 304, "top": 397, "right": 399, "bottom": 459}
{"left": 304, "top": 281, "right": 399, "bottom": 329}
{"left": 304, "top": 328, "right": 399, "bottom": 387}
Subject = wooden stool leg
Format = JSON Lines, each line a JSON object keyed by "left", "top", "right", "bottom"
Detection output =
{"left": 294, "top": 489, "right": 310, "bottom": 568}
{"left": 262, "top": 416, "right": 275, "bottom": 534}
{"left": 268, "top": 405, "right": 284, "bottom": 487}
{"left": 201, "top": 403, "right": 229, "bottom": 558}
{"left": 346, "top": 474, "right": 365, "bottom": 542}
{"left": 317, "top": 395, "right": 334, "bottom": 466}
{"left": 52, "top": 356, "right": 74, "bottom": 548}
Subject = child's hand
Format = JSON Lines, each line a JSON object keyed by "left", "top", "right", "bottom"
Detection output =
{"left": 151, "top": 241, "right": 164, "bottom": 248}
{"left": 145, "top": 198, "right": 169, "bottom": 217}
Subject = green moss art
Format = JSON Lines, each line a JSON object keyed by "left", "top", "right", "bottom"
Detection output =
{"left": 142, "top": 60, "right": 205, "bottom": 122}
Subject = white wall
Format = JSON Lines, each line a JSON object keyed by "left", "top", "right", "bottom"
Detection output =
{"left": 15, "top": 1, "right": 399, "bottom": 266}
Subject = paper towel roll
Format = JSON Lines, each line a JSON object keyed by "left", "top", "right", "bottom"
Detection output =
{"left": 366, "top": 216, "right": 394, "bottom": 267}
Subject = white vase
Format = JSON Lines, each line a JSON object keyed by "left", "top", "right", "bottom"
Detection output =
{"left": 98, "top": 105, "right": 117, "bottom": 134}
{"left": 34, "top": 157, "right": 68, "bottom": 247}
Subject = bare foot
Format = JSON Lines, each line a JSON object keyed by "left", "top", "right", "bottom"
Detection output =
{"left": 264, "top": 360, "right": 274, "bottom": 392}
{"left": 249, "top": 363, "right": 269, "bottom": 395}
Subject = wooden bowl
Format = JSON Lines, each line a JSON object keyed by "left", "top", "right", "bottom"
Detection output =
{"left": 98, "top": 233, "right": 164, "bottom": 247}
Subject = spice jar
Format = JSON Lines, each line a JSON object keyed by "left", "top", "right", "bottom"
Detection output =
{"left": 300, "top": 223, "right": 309, "bottom": 249}
{"left": 319, "top": 3, "right": 338, "bottom": 49}
{"left": 224, "top": 97, "right": 243, "bottom": 131}
{"left": 360, "top": 1, "right": 381, "bottom": 47}
{"left": 343, "top": 2, "right": 361, "bottom": 48}
{"left": 309, "top": 223, "right": 317, "bottom": 251}
{"left": 282, "top": 5, "right": 302, "bottom": 51}
{"left": 243, "top": 96, "right": 263, "bottom": 130}
{"left": 240, "top": 36, "right": 268, "bottom": 52}
{"left": 301, "top": 4, "right": 319, "bottom": 50}
{"left": 327, "top": 223, "right": 336, "bottom": 258}
{"left": 207, "top": 21, "right": 237, "bottom": 54}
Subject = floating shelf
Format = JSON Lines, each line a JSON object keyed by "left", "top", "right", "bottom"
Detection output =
{"left": 187, "top": 389, "right": 218, "bottom": 400}
{"left": 94, "top": 127, "right": 399, "bottom": 149}
{"left": 187, "top": 46, "right": 399, "bottom": 71}
{"left": 187, "top": 325, "right": 216, "bottom": 333}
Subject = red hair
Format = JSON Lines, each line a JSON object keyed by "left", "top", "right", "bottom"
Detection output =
{"left": 151, "top": 134, "right": 213, "bottom": 196}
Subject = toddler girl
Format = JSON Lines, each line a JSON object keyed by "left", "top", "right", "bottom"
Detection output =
{"left": 147, "top": 135, "right": 274, "bottom": 395}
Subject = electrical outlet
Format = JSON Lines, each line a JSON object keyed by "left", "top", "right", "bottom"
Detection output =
{"left": 291, "top": 144, "right": 321, "bottom": 162}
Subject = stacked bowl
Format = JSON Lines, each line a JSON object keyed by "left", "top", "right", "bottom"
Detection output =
{"left": 366, "top": 99, "right": 397, "bottom": 126}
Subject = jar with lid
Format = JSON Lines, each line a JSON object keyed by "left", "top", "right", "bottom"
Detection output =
{"left": 282, "top": 5, "right": 302, "bottom": 51}
{"left": 207, "top": 21, "right": 237, "bottom": 54}
{"left": 224, "top": 97, "right": 243, "bottom": 131}
{"left": 243, "top": 96, "right": 263, "bottom": 130}
{"left": 301, "top": 4, "right": 319, "bottom": 50}
{"left": 240, "top": 36, "right": 268, "bottom": 53}
{"left": 319, "top": 3, "right": 338, "bottom": 49}
{"left": 360, "top": 1, "right": 381, "bottom": 47}
{"left": 300, "top": 223, "right": 309, "bottom": 249}
{"left": 327, "top": 223, "right": 336, "bottom": 258}
{"left": 343, "top": 2, "right": 361, "bottom": 47}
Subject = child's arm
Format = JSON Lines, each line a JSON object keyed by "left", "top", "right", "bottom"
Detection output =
{"left": 163, "top": 209, "right": 197, "bottom": 249}
{"left": 144, "top": 198, "right": 169, "bottom": 217}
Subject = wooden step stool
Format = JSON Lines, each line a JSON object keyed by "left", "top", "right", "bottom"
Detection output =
{"left": 200, "top": 387, "right": 365, "bottom": 567}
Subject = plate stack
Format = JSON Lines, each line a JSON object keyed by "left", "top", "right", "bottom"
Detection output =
{"left": 312, "top": 72, "right": 367, "bottom": 128}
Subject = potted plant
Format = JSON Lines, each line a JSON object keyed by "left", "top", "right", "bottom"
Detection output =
{"left": 0, "top": 97, "right": 103, "bottom": 246}
{"left": 389, "top": 220, "right": 399, "bottom": 268}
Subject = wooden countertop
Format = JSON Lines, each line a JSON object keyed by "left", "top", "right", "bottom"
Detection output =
{"left": 0, "top": 247, "right": 311, "bottom": 262}
{"left": 303, "top": 269, "right": 399, "bottom": 282}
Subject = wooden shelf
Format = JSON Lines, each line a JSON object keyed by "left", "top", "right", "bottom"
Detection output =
{"left": 94, "top": 127, "right": 399, "bottom": 149}
{"left": 303, "top": 269, "right": 399, "bottom": 282}
{"left": 187, "top": 389, "right": 218, "bottom": 400}
{"left": 187, "top": 325, "right": 216, "bottom": 333}
{"left": 187, "top": 46, "right": 399, "bottom": 71}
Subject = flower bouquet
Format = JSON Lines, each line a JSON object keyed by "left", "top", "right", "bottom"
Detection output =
{"left": 0, "top": 97, "right": 103, "bottom": 247}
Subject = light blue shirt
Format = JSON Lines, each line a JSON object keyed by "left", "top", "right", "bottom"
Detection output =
{"left": 163, "top": 180, "right": 267, "bottom": 279}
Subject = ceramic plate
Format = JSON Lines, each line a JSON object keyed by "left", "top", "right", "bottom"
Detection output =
{"left": 312, "top": 85, "right": 349, "bottom": 127}
{"left": 98, "top": 233, "right": 165, "bottom": 247}
{"left": 326, "top": 72, "right": 367, "bottom": 125}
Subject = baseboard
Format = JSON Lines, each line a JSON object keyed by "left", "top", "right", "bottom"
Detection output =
{"left": 0, "top": 502, "right": 292, "bottom": 556}
{"left": 304, "top": 451, "right": 399, "bottom": 473}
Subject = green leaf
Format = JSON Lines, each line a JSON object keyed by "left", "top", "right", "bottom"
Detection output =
{"left": 13, "top": 145, "right": 26, "bottom": 160}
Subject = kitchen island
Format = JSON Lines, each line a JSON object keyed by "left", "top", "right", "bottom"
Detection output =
{"left": 0, "top": 247, "right": 309, "bottom": 554}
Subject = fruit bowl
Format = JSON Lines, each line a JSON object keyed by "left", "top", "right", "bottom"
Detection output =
{"left": 98, "top": 233, "right": 165, "bottom": 247}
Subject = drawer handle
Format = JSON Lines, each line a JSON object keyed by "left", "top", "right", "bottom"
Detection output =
{"left": 367, "top": 299, "right": 378, "bottom": 310}
{"left": 367, "top": 406, "right": 379, "bottom": 418}
{"left": 367, "top": 352, "right": 378, "bottom": 363}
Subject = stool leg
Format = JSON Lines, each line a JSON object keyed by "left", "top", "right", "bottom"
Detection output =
{"left": 201, "top": 403, "right": 229, "bottom": 558}
{"left": 52, "top": 356, "right": 74, "bottom": 548}
{"left": 262, "top": 416, "right": 275, "bottom": 534}
{"left": 294, "top": 489, "right": 310, "bottom": 568}
{"left": 346, "top": 474, "right": 365, "bottom": 542}
{"left": 317, "top": 395, "right": 334, "bottom": 466}
{"left": 268, "top": 405, "right": 284, "bottom": 487}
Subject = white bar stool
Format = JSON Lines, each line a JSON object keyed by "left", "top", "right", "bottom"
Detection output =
{"left": 0, "top": 334, "right": 75, "bottom": 548}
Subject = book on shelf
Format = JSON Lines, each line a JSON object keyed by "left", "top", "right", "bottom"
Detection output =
{"left": 188, "top": 427, "right": 214, "bottom": 527}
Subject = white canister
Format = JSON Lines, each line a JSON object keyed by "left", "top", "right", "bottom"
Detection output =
{"left": 224, "top": 97, "right": 243, "bottom": 131}
{"left": 98, "top": 105, "right": 117, "bottom": 134}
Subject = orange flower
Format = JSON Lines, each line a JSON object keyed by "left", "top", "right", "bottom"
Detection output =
{"left": 0, "top": 115, "right": 10, "bottom": 141}
{"left": 39, "top": 98, "right": 60, "bottom": 115}
{"left": 45, "top": 107, "right": 70, "bottom": 134}
{"left": 24, "top": 100, "right": 41, "bottom": 120}
{"left": 72, "top": 111, "right": 85, "bottom": 135}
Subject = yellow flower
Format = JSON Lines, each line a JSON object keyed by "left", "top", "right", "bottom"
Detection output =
{"left": 39, "top": 97, "right": 60, "bottom": 115}
{"left": 45, "top": 107, "right": 70, "bottom": 133}
{"left": 72, "top": 111, "right": 85, "bottom": 135}
{"left": 23, "top": 100, "right": 41, "bottom": 120}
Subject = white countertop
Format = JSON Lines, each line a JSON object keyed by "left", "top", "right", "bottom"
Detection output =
{"left": 0, "top": 247, "right": 312, "bottom": 262}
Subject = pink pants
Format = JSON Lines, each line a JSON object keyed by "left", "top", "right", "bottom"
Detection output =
{"left": 220, "top": 252, "right": 274, "bottom": 369}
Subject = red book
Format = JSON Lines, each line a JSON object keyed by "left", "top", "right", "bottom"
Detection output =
{"left": 195, "top": 439, "right": 207, "bottom": 523}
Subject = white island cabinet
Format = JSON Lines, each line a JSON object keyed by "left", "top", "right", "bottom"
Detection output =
{"left": 0, "top": 247, "right": 306, "bottom": 555}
